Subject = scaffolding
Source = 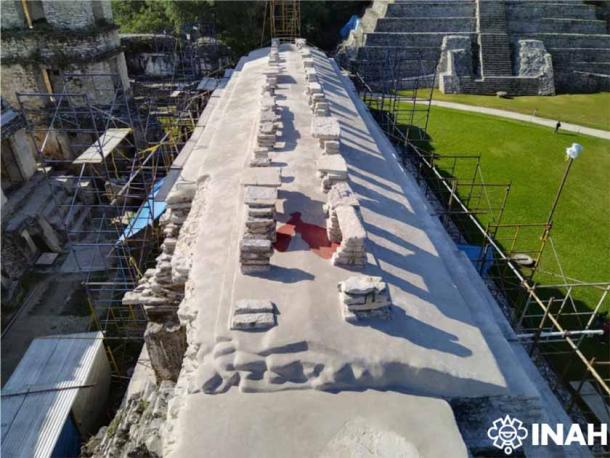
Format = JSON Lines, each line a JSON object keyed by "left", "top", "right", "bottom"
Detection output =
{"left": 349, "top": 55, "right": 610, "bottom": 454}
{"left": 269, "top": 0, "right": 301, "bottom": 41}
{"left": 16, "top": 67, "right": 210, "bottom": 372}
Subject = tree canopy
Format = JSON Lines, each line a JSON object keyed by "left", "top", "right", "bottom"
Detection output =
{"left": 112, "top": 1, "right": 368, "bottom": 57}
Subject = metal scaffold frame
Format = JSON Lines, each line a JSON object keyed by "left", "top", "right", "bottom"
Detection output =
{"left": 269, "top": 0, "right": 301, "bottom": 41}
{"left": 16, "top": 67, "right": 210, "bottom": 372}
{"left": 347, "top": 53, "right": 610, "bottom": 455}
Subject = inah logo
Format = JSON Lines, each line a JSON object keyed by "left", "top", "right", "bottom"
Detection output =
{"left": 487, "top": 415, "right": 529, "bottom": 455}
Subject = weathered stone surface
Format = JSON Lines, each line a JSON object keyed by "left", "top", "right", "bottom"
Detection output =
{"left": 231, "top": 312, "right": 276, "bottom": 330}
{"left": 311, "top": 116, "right": 340, "bottom": 141}
{"left": 241, "top": 167, "right": 282, "bottom": 187}
{"left": 339, "top": 276, "right": 386, "bottom": 296}
{"left": 240, "top": 238, "right": 272, "bottom": 252}
{"left": 234, "top": 299, "right": 275, "bottom": 314}
{"left": 317, "top": 155, "right": 348, "bottom": 177}
{"left": 82, "top": 380, "right": 175, "bottom": 458}
{"left": 516, "top": 39, "right": 555, "bottom": 95}
{"left": 145, "top": 321, "right": 187, "bottom": 383}
{"left": 328, "top": 182, "right": 359, "bottom": 209}
{"left": 244, "top": 186, "right": 278, "bottom": 207}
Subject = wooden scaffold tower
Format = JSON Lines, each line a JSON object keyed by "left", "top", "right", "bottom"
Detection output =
{"left": 269, "top": 0, "right": 300, "bottom": 41}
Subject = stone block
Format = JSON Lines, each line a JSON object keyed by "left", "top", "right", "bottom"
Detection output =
{"left": 317, "top": 155, "right": 348, "bottom": 178}
{"left": 145, "top": 320, "right": 187, "bottom": 382}
{"left": 240, "top": 238, "right": 272, "bottom": 253}
{"left": 234, "top": 299, "right": 275, "bottom": 314}
{"left": 311, "top": 116, "right": 340, "bottom": 141}
{"left": 241, "top": 167, "right": 282, "bottom": 187}
{"left": 231, "top": 313, "right": 276, "bottom": 330}
{"left": 244, "top": 186, "right": 278, "bottom": 207}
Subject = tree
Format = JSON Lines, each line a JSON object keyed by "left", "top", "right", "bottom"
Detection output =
{"left": 112, "top": 0, "right": 369, "bottom": 57}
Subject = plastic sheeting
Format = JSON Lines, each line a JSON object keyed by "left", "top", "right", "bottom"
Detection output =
{"left": 119, "top": 178, "right": 167, "bottom": 241}
{"left": 340, "top": 15, "right": 360, "bottom": 39}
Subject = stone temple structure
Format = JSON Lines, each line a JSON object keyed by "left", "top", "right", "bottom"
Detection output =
{"left": 1, "top": 0, "right": 129, "bottom": 159}
{"left": 0, "top": 0, "right": 129, "bottom": 308}
{"left": 84, "top": 41, "right": 593, "bottom": 457}
{"left": 338, "top": 0, "right": 610, "bottom": 95}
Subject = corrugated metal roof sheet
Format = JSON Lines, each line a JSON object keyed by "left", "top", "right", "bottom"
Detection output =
{"left": 1, "top": 332, "right": 104, "bottom": 458}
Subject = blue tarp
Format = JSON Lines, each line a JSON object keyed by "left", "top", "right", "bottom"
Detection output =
{"left": 119, "top": 177, "right": 167, "bottom": 242}
{"left": 340, "top": 15, "right": 360, "bottom": 39}
{"left": 457, "top": 243, "right": 495, "bottom": 274}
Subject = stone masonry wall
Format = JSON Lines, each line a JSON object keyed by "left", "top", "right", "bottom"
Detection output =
{"left": 1, "top": 29, "right": 121, "bottom": 64}
{"left": 42, "top": 1, "right": 96, "bottom": 30}
{"left": 1, "top": 1, "right": 26, "bottom": 30}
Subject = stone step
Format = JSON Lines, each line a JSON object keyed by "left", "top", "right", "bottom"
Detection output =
{"left": 458, "top": 76, "right": 543, "bottom": 95}
{"left": 375, "top": 17, "right": 476, "bottom": 33}
{"left": 520, "top": 33, "right": 610, "bottom": 48}
{"left": 509, "top": 18, "right": 606, "bottom": 34}
{"left": 479, "top": 33, "right": 513, "bottom": 77}
{"left": 548, "top": 47, "right": 610, "bottom": 63}
{"left": 554, "top": 70, "right": 610, "bottom": 93}
{"left": 571, "top": 61, "right": 610, "bottom": 75}
{"left": 357, "top": 45, "right": 442, "bottom": 63}
{"left": 365, "top": 31, "right": 475, "bottom": 47}
{"left": 386, "top": 2, "right": 475, "bottom": 18}
{"left": 477, "top": 0, "right": 510, "bottom": 34}
{"left": 506, "top": 2, "right": 599, "bottom": 21}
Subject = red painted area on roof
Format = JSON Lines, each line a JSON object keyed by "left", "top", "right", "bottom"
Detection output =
{"left": 274, "top": 212, "right": 339, "bottom": 259}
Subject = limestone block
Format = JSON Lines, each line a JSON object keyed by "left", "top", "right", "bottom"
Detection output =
{"left": 231, "top": 312, "right": 275, "bottom": 330}
{"left": 317, "top": 155, "right": 348, "bottom": 178}
{"left": 250, "top": 157, "right": 272, "bottom": 167}
{"left": 331, "top": 206, "right": 366, "bottom": 266}
{"left": 307, "top": 82, "right": 322, "bottom": 95}
{"left": 305, "top": 68, "right": 318, "bottom": 83}
{"left": 339, "top": 275, "right": 386, "bottom": 296}
{"left": 321, "top": 173, "right": 347, "bottom": 193}
{"left": 338, "top": 276, "right": 391, "bottom": 322}
{"left": 241, "top": 167, "right": 282, "bottom": 187}
{"left": 311, "top": 116, "right": 340, "bottom": 142}
{"left": 166, "top": 179, "right": 197, "bottom": 205}
{"left": 314, "top": 103, "right": 330, "bottom": 117}
{"left": 260, "top": 108, "right": 278, "bottom": 124}
{"left": 309, "top": 92, "right": 326, "bottom": 108}
{"left": 234, "top": 299, "right": 274, "bottom": 314}
{"left": 244, "top": 186, "right": 278, "bottom": 207}
{"left": 145, "top": 320, "right": 187, "bottom": 383}
{"left": 240, "top": 238, "right": 272, "bottom": 253}
{"left": 516, "top": 39, "right": 555, "bottom": 95}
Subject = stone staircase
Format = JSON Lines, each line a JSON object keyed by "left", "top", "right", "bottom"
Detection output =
{"left": 477, "top": 0, "right": 513, "bottom": 77}
{"left": 338, "top": 0, "right": 610, "bottom": 93}
{"left": 505, "top": 0, "right": 610, "bottom": 91}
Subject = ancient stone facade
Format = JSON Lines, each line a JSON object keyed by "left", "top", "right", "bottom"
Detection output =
{"left": 338, "top": 0, "right": 610, "bottom": 95}
{"left": 1, "top": 0, "right": 129, "bottom": 111}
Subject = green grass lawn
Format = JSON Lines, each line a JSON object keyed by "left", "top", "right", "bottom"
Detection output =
{"left": 402, "top": 90, "right": 610, "bottom": 131}
{"left": 409, "top": 106, "right": 610, "bottom": 311}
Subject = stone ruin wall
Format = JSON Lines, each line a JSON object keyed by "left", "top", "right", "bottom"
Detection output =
{"left": 1, "top": 0, "right": 113, "bottom": 31}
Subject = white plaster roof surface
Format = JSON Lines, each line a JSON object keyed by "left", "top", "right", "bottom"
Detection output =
{"left": 163, "top": 45, "right": 551, "bottom": 457}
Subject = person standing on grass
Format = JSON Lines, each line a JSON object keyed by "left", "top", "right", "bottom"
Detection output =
{"left": 554, "top": 120, "right": 562, "bottom": 133}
